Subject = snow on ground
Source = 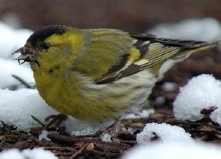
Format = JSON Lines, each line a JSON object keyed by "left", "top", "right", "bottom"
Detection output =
{"left": 127, "top": 121, "right": 221, "bottom": 159}
{"left": 174, "top": 74, "right": 221, "bottom": 125}
{"left": 0, "top": 88, "right": 57, "bottom": 129}
{"left": 147, "top": 17, "right": 221, "bottom": 42}
{"left": 0, "top": 148, "right": 58, "bottom": 159}
{"left": 0, "top": 58, "right": 34, "bottom": 89}
{"left": 123, "top": 142, "right": 221, "bottom": 159}
{"left": 0, "top": 21, "right": 33, "bottom": 59}
{"left": 136, "top": 123, "right": 194, "bottom": 144}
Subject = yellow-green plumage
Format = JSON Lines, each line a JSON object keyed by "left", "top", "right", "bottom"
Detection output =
{"left": 14, "top": 25, "right": 216, "bottom": 122}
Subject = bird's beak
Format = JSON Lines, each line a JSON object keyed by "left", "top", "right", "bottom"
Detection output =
{"left": 12, "top": 44, "right": 38, "bottom": 64}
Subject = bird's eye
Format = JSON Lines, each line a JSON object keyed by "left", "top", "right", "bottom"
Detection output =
{"left": 42, "top": 43, "right": 51, "bottom": 50}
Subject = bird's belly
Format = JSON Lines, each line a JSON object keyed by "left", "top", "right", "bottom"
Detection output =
{"left": 37, "top": 69, "right": 157, "bottom": 121}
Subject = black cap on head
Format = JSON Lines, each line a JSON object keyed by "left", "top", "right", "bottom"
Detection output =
{"left": 27, "top": 25, "right": 67, "bottom": 47}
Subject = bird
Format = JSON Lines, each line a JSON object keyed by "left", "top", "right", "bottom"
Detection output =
{"left": 13, "top": 25, "right": 217, "bottom": 124}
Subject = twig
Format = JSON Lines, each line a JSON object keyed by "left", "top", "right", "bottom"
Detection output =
{"left": 48, "top": 134, "right": 131, "bottom": 153}
{"left": 70, "top": 143, "right": 88, "bottom": 159}
{"left": 11, "top": 74, "right": 35, "bottom": 89}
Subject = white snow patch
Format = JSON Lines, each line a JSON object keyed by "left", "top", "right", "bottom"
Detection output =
{"left": 0, "top": 21, "right": 32, "bottom": 59}
{"left": 148, "top": 17, "right": 221, "bottom": 42}
{"left": 136, "top": 123, "right": 194, "bottom": 144}
{"left": 0, "top": 148, "right": 58, "bottom": 159}
{"left": 123, "top": 142, "right": 221, "bottom": 159}
{"left": 0, "top": 58, "right": 34, "bottom": 88}
{"left": 174, "top": 74, "right": 221, "bottom": 124}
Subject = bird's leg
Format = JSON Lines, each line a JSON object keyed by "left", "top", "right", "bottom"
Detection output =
{"left": 44, "top": 114, "right": 67, "bottom": 129}
{"left": 96, "top": 117, "right": 121, "bottom": 138}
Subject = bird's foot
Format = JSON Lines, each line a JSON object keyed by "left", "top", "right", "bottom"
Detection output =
{"left": 96, "top": 118, "right": 121, "bottom": 138}
{"left": 44, "top": 114, "right": 67, "bottom": 129}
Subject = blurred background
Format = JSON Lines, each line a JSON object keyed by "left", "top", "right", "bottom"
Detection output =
{"left": 0, "top": 0, "right": 221, "bottom": 32}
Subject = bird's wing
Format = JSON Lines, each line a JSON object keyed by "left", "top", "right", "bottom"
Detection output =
{"left": 96, "top": 33, "right": 215, "bottom": 84}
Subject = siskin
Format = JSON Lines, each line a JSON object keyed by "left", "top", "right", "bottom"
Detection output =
{"left": 13, "top": 25, "right": 217, "bottom": 122}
